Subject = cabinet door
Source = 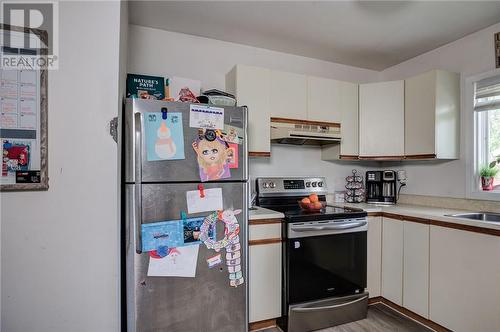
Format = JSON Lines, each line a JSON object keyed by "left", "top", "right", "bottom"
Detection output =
{"left": 381, "top": 217, "right": 403, "bottom": 305}
{"left": 405, "top": 70, "right": 460, "bottom": 159}
{"left": 434, "top": 70, "right": 460, "bottom": 159}
{"left": 430, "top": 226, "right": 500, "bottom": 332}
{"left": 307, "top": 76, "right": 341, "bottom": 123}
{"left": 367, "top": 216, "right": 382, "bottom": 297}
{"left": 270, "top": 70, "right": 307, "bottom": 119}
{"left": 405, "top": 71, "right": 436, "bottom": 156}
{"left": 227, "top": 65, "right": 271, "bottom": 154}
{"left": 403, "top": 221, "right": 429, "bottom": 318}
{"left": 249, "top": 243, "right": 282, "bottom": 322}
{"left": 359, "top": 81, "right": 404, "bottom": 157}
{"left": 339, "top": 82, "right": 359, "bottom": 156}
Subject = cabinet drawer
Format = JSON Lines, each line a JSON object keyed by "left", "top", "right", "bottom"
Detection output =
{"left": 249, "top": 223, "right": 281, "bottom": 241}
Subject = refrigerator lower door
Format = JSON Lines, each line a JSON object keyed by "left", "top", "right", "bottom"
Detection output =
{"left": 124, "top": 99, "right": 248, "bottom": 183}
{"left": 125, "top": 182, "right": 248, "bottom": 332}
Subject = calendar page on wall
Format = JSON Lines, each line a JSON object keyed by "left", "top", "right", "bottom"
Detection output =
{"left": 0, "top": 25, "right": 48, "bottom": 190}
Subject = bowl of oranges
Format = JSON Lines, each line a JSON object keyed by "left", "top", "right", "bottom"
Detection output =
{"left": 298, "top": 194, "right": 326, "bottom": 211}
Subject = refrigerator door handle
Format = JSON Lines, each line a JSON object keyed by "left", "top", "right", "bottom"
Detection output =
{"left": 134, "top": 112, "right": 143, "bottom": 254}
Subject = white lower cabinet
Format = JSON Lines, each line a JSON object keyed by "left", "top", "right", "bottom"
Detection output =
{"left": 249, "top": 223, "right": 282, "bottom": 323}
{"left": 429, "top": 226, "right": 500, "bottom": 332}
{"left": 403, "top": 221, "right": 429, "bottom": 318}
{"left": 381, "top": 217, "right": 404, "bottom": 305}
{"left": 367, "top": 216, "right": 382, "bottom": 297}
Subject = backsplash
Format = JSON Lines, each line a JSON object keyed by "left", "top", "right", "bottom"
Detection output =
{"left": 398, "top": 194, "right": 500, "bottom": 213}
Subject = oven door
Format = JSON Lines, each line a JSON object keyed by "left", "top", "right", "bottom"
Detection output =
{"left": 286, "top": 219, "right": 367, "bottom": 304}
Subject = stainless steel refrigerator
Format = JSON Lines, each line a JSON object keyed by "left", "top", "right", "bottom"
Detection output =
{"left": 123, "top": 99, "right": 248, "bottom": 332}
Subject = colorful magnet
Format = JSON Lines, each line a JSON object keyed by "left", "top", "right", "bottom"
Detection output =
{"left": 207, "top": 254, "right": 223, "bottom": 268}
{"left": 226, "top": 143, "right": 238, "bottom": 169}
{"left": 156, "top": 245, "right": 170, "bottom": 258}
{"left": 222, "top": 125, "right": 242, "bottom": 144}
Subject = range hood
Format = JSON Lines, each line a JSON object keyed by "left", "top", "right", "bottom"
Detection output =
{"left": 270, "top": 118, "right": 341, "bottom": 146}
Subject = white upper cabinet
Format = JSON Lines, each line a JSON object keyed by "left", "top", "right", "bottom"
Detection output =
{"left": 307, "top": 76, "right": 356, "bottom": 124}
{"left": 226, "top": 65, "right": 271, "bottom": 155}
{"left": 338, "top": 82, "right": 359, "bottom": 156}
{"left": 359, "top": 80, "right": 405, "bottom": 157}
{"left": 269, "top": 70, "right": 307, "bottom": 119}
{"left": 405, "top": 70, "right": 460, "bottom": 159}
{"left": 307, "top": 76, "right": 339, "bottom": 122}
{"left": 320, "top": 80, "right": 359, "bottom": 160}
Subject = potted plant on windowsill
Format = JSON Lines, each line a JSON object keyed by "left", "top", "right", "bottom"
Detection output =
{"left": 480, "top": 162, "right": 499, "bottom": 191}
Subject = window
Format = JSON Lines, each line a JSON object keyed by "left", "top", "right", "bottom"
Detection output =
{"left": 474, "top": 75, "right": 500, "bottom": 191}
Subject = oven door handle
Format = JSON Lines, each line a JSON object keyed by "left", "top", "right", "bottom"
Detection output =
{"left": 290, "top": 221, "right": 367, "bottom": 232}
{"left": 291, "top": 295, "right": 368, "bottom": 312}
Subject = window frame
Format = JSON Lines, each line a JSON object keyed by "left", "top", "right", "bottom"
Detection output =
{"left": 465, "top": 68, "right": 500, "bottom": 201}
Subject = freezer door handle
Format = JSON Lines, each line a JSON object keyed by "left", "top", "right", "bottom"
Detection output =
{"left": 134, "top": 112, "right": 143, "bottom": 254}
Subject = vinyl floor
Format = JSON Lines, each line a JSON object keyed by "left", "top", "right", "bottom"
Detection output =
{"left": 261, "top": 303, "right": 433, "bottom": 332}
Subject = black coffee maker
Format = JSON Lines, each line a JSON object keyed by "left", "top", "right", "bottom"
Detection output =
{"left": 366, "top": 170, "right": 397, "bottom": 204}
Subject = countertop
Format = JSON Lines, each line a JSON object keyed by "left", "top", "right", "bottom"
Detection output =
{"left": 248, "top": 206, "right": 285, "bottom": 221}
{"left": 329, "top": 201, "right": 500, "bottom": 231}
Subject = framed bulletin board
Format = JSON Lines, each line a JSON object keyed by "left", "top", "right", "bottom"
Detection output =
{"left": 0, "top": 24, "right": 48, "bottom": 191}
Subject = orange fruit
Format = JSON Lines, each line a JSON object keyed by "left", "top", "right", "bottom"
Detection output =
{"left": 313, "top": 201, "right": 322, "bottom": 209}
{"left": 309, "top": 194, "right": 319, "bottom": 203}
{"left": 301, "top": 197, "right": 311, "bottom": 204}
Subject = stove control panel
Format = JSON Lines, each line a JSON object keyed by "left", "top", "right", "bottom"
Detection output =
{"left": 256, "top": 177, "right": 327, "bottom": 196}
{"left": 284, "top": 180, "right": 305, "bottom": 190}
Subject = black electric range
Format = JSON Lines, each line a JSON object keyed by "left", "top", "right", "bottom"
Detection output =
{"left": 255, "top": 177, "right": 369, "bottom": 332}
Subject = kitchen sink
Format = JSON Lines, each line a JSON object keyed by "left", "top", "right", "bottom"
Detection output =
{"left": 446, "top": 212, "right": 500, "bottom": 223}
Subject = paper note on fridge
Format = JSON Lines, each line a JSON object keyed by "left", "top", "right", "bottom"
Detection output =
{"left": 147, "top": 244, "right": 199, "bottom": 277}
{"left": 189, "top": 104, "right": 224, "bottom": 130}
{"left": 186, "top": 188, "right": 223, "bottom": 214}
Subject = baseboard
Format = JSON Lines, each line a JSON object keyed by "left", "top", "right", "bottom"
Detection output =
{"left": 249, "top": 318, "right": 277, "bottom": 331}
{"left": 369, "top": 297, "right": 450, "bottom": 332}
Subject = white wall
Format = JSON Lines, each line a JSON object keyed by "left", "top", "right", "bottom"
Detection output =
{"left": 128, "top": 25, "right": 381, "bottom": 192}
{"left": 128, "top": 25, "right": 380, "bottom": 89}
{"left": 380, "top": 22, "right": 500, "bottom": 198}
{"left": 0, "top": 2, "right": 123, "bottom": 331}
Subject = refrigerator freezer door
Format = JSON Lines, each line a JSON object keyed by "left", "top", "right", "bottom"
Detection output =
{"left": 124, "top": 99, "right": 248, "bottom": 183}
{"left": 125, "top": 182, "right": 248, "bottom": 332}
